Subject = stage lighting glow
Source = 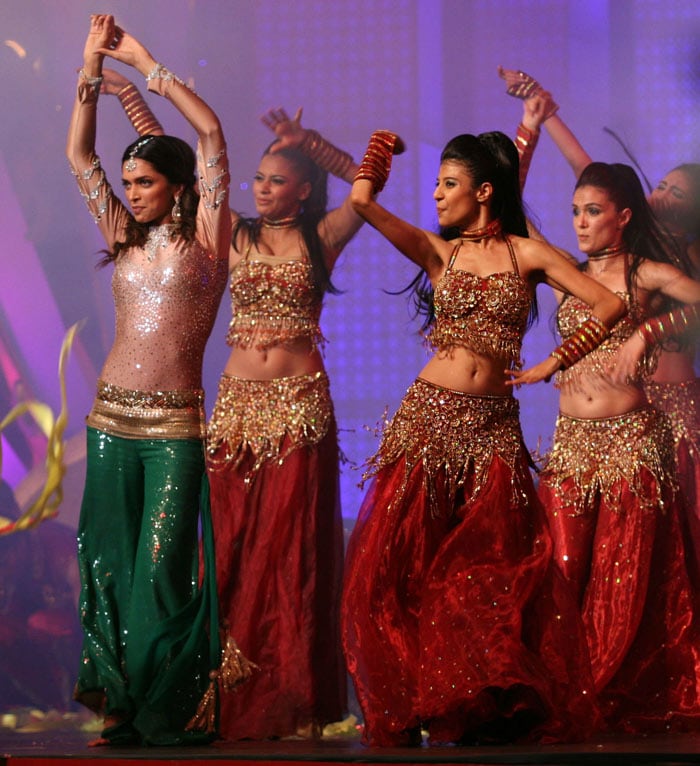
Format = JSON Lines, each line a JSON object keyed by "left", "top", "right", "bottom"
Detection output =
{"left": 5, "top": 40, "right": 27, "bottom": 58}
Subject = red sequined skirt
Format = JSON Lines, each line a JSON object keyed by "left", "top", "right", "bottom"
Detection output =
{"left": 539, "top": 407, "right": 700, "bottom": 732}
{"left": 207, "top": 372, "right": 345, "bottom": 739}
{"left": 342, "top": 379, "right": 598, "bottom": 746}
{"left": 646, "top": 378, "right": 700, "bottom": 580}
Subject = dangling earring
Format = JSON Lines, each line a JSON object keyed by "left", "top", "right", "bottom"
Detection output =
{"left": 172, "top": 194, "right": 182, "bottom": 221}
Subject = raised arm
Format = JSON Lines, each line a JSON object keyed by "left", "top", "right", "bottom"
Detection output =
{"left": 99, "top": 22, "right": 224, "bottom": 160}
{"left": 499, "top": 66, "right": 592, "bottom": 181}
{"left": 544, "top": 115, "right": 593, "bottom": 180}
{"left": 350, "top": 131, "right": 445, "bottom": 279}
{"left": 101, "top": 17, "right": 230, "bottom": 258}
{"left": 102, "top": 68, "right": 164, "bottom": 136}
{"left": 498, "top": 65, "right": 558, "bottom": 191}
{"left": 261, "top": 106, "right": 363, "bottom": 265}
{"left": 66, "top": 14, "right": 111, "bottom": 172}
{"left": 66, "top": 14, "right": 128, "bottom": 248}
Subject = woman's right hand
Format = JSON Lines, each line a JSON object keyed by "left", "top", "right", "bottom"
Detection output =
{"left": 522, "top": 91, "right": 558, "bottom": 131}
{"left": 497, "top": 65, "right": 543, "bottom": 99}
{"left": 94, "top": 20, "right": 156, "bottom": 76}
{"left": 261, "top": 107, "right": 306, "bottom": 151}
{"left": 83, "top": 14, "right": 115, "bottom": 72}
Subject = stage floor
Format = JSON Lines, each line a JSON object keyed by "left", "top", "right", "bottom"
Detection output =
{"left": 2, "top": 726, "right": 700, "bottom": 766}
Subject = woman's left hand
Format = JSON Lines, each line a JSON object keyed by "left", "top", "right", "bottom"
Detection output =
{"left": 261, "top": 107, "right": 305, "bottom": 151}
{"left": 97, "top": 25, "right": 155, "bottom": 73}
{"left": 505, "top": 355, "right": 560, "bottom": 386}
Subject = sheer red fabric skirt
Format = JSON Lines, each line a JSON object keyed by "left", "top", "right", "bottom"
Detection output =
{"left": 539, "top": 407, "right": 700, "bottom": 732}
{"left": 207, "top": 426, "right": 346, "bottom": 740}
{"left": 342, "top": 381, "right": 598, "bottom": 746}
{"left": 646, "top": 378, "right": 700, "bottom": 582}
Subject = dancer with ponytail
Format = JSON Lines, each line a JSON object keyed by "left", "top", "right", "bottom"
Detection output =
{"left": 342, "top": 130, "right": 625, "bottom": 746}
{"left": 206, "top": 108, "right": 363, "bottom": 740}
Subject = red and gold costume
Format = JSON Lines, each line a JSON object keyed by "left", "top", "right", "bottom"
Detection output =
{"left": 342, "top": 245, "right": 598, "bottom": 746}
{"left": 538, "top": 294, "right": 700, "bottom": 732}
{"left": 207, "top": 249, "right": 345, "bottom": 739}
{"left": 645, "top": 377, "right": 700, "bottom": 581}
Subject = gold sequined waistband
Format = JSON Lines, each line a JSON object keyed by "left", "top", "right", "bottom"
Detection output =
{"left": 87, "top": 380, "right": 205, "bottom": 440}
{"left": 206, "top": 370, "right": 333, "bottom": 476}
{"left": 95, "top": 380, "right": 204, "bottom": 409}
{"left": 540, "top": 407, "right": 675, "bottom": 516}
{"left": 365, "top": 377, "right": 527, "bottom": 513}
{"left": 645, "top": 377, "right": 700, "bottom": 460}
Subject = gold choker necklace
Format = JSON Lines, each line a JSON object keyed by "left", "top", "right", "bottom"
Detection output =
{"left": 589, "top": 243, "right": 626, "bottom": 260}
{"left": 261, "top": 215, "right": 300, "bottom": 230}
{"left": 460, "top": 219, "right": 502, "bottom": 241}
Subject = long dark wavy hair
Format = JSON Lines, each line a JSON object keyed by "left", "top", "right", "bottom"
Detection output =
{"left": 232, "top": 144, "right": 339, "bottom": 297}
{"left": 576, "top": 161, "right": 691, "bottom": 348}
{"left": 576, "top": 162, "right": 690, "bottom": 289}
{"left": 406, "top": 131, "right": 533, "bottom": 328}
{"left": 100, "top": 134, "right": 198, "bottom": 266}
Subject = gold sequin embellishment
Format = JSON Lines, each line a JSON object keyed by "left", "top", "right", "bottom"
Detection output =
{"left": 427, "top": 270, "right": 531, "bottom": 363}
{"left": 87, "top": 380, "right": 205, "bottom": 440}
{"left": 206, "top": 371, "right": 332, "bottom": 479}
{"left": 226, "top": 259, "right": 324, "bottom": 350}
{"left": 539, "top": 407, "right": 676, "bottom": 516}
{"left": 645, "top": 378, "right": 700, "bottom": 461}
{"left": 555, "top": 292, "right": 656, "bottom": 390}
{"left": 364, "top": 378, "right": 528, "bottom": 516}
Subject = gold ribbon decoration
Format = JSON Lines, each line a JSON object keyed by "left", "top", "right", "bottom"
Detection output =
{"left": 0, "top": 323, "right": 79, "bottom": 535}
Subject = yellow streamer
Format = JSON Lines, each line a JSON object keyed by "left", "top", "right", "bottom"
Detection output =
{"left": 0, "top": 323, "right": 79, "bottom": 535}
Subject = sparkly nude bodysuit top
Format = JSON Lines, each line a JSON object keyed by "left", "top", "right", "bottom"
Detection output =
{"left": 226, "top": 245, "right": 324, "bottom": 350}
{"left": 555, "top": 292, "right": 653, "bottom": 389}
{"left": 427, "top": 238, "right": 531, "bottom": 365}
{"left": 69, "top": 73, "right": 230, "bottom": 394}
{"left": 105, "top": 238, "right": 228, "bottom": 390}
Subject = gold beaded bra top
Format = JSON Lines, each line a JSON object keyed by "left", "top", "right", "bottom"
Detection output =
{"left": 427, "top": 237, "right": 531, "bottom": 364}
{"left": 226, "top": 241, "right": 324, "bottom": 351}
{"left": 555, "top": 292, "right": 654, "bottom": 389}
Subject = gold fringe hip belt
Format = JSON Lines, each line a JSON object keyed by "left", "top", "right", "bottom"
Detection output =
{"left": 86, "top": 380, "right": 205, "bottom": 440}
{"left": 206, "top": 370, "right": 333, "bottom": 474}
{"left": 540, "top": 407, "right": 676, "bottom": 516}
{"left": 364, "top": 377, "right": 527, "bottom": 514}
{"left": 645, "top": 378, "right": 700, "bottom": 459}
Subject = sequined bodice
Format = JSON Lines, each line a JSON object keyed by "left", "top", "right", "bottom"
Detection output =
{"left": 104, "top": 238, "right": 227, "bottom": 389}
{"left": 558, "top": 291, "right": 642, "bottom": 342}
{"left": 555, "top": 291, "right": 652, "bottom": 388}
{"left": 226, "top": 258, "right": 323, "bottom": 350}
{"left": 428, "top": 269, "right": 531, "bottom": 362}
{"left": 69, "top": 72, "right": 231, "bottom": 393}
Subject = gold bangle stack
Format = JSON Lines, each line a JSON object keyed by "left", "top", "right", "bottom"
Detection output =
{"left": 299, "top": 129, "right": 354, "bottom": 179}
{"left": 118, "top": 83, "right": 162, "bottom": 136}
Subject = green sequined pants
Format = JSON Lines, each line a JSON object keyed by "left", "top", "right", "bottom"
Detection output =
{"left": 75, "top": 427, "right": 217, "bottom": 745}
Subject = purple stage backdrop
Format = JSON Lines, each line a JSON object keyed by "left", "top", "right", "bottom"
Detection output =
{"left": 0, "top": 0, "right": 698, "bottom": 528}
